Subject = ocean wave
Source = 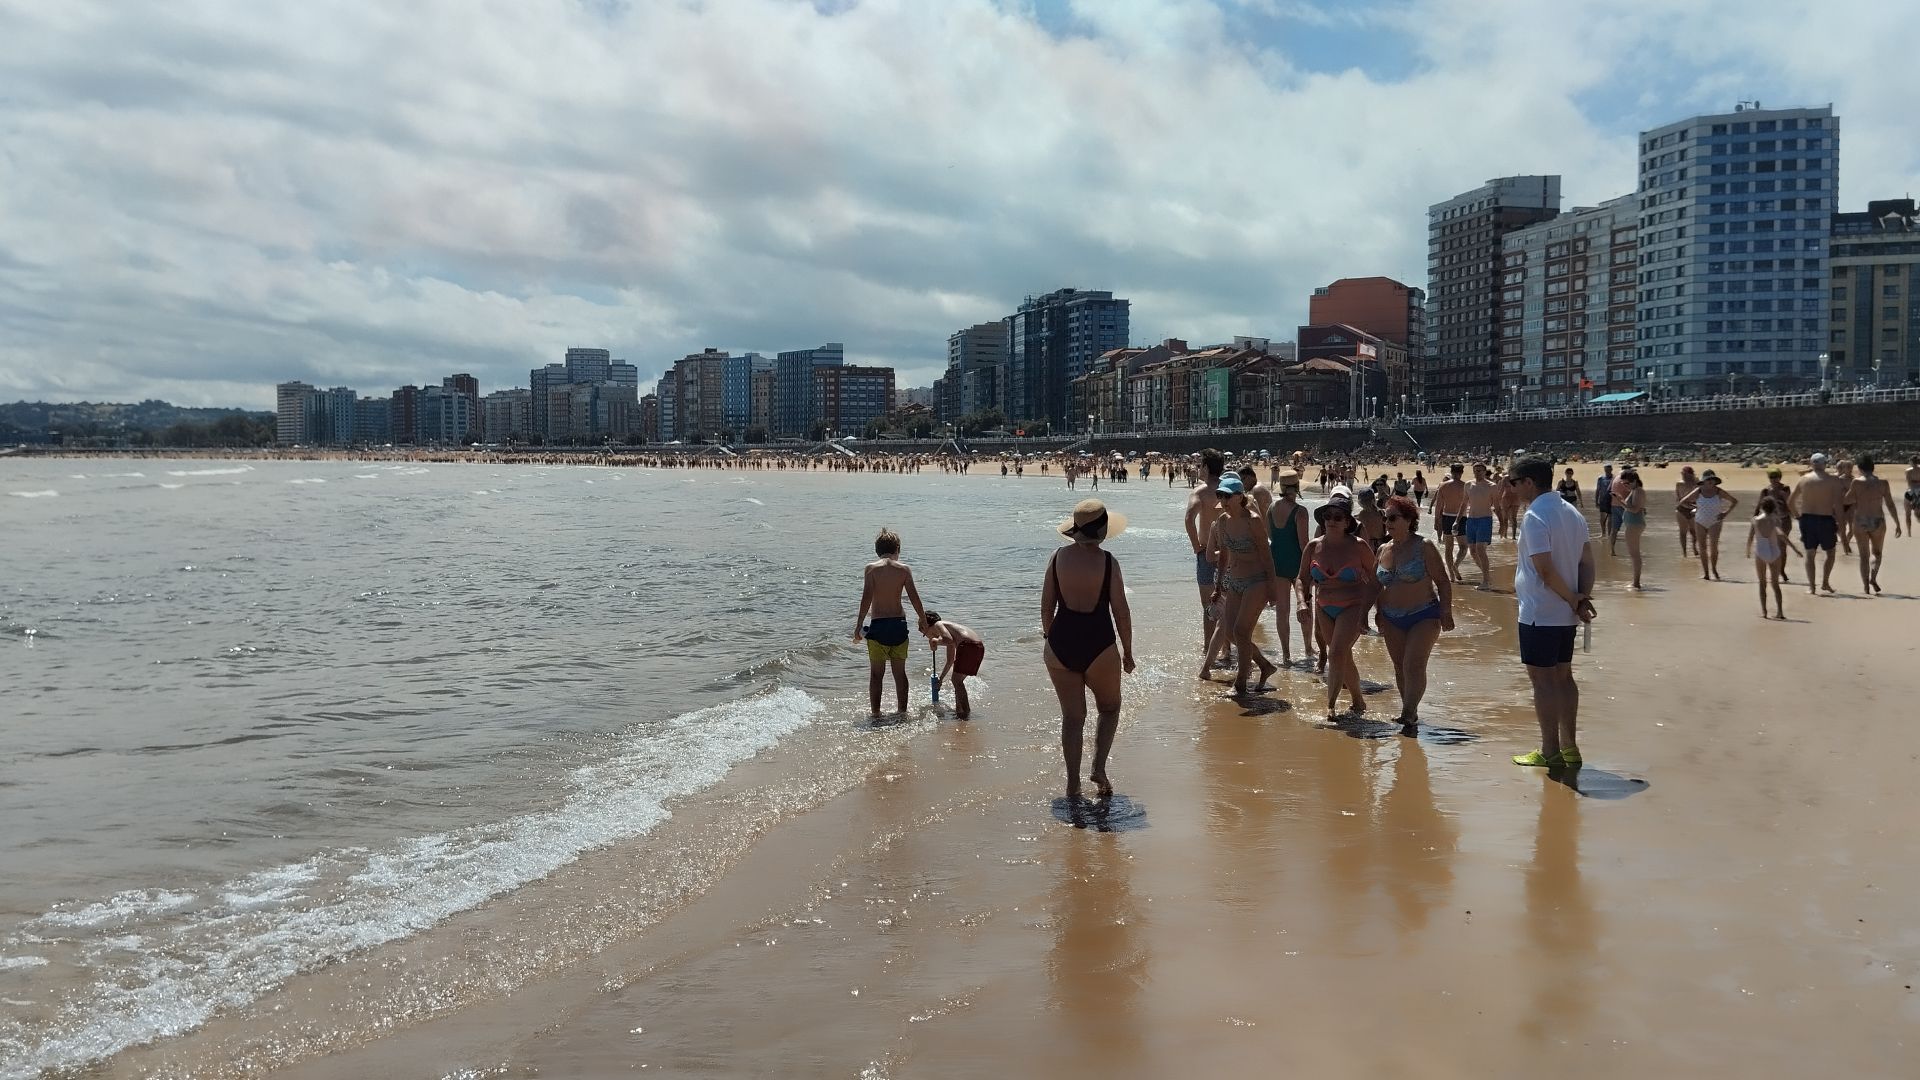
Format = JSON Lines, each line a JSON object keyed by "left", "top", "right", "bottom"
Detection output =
{"left": 32, "top": 889, "right": 198, "bottom": 929}
{"left": 157, "top": 483, "right": 184, "bottom": 490}
{"left": 286, "top": 478, "right": 328, "bottom": 485}
{"left": 5, "top": 687, "right": 823, "bottom": 1079}
{"left": 6, "top": 490, "right": 58, "bottom": 498}
{"left": 164, "top": 466, "right": 253, "bottom": 477}
{"left": 0, "top": 956, "right": 50, "bottom": 971}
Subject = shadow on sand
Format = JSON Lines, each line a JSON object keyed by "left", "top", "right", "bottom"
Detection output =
{"left": 1051, "top": 794, "right": 1150, "bottom": 832}
{"left": 1548, "top": 766, "right": 1650, "bottom": 800}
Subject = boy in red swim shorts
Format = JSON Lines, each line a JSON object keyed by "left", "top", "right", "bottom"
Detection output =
{"left": 921, "top": 610, "right": 985, "bottom": 719}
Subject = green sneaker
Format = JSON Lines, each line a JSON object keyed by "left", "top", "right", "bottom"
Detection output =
{"left": 1558, "top": 746, "right": 1583, "bottom": 767}
{"left": 1512, "top": 749, "right": 1562, "bottom": 768}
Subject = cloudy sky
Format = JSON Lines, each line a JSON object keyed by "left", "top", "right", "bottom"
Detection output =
{"left": 1, "top": 0, "right": 1914, "bottom": 409}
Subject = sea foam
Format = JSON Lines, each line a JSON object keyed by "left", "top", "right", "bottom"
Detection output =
{"left": 3, "top": 687, "right": 823, "bottom": 1080}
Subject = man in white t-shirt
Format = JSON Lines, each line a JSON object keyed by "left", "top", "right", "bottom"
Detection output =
{"left": 1508, "top": 456, "right": 1597, "bottom": 769}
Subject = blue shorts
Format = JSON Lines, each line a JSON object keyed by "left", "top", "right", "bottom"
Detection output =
{"left": 1195, "top": 550, "right": 1217, "bottom": 586}
{"left": 1609, "top": 506, "right": 1625, "bottom": 531}
{"left": 1464, "top": 515, "right": 1494, "bottom": 545}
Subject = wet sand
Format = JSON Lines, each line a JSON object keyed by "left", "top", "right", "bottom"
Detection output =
{"left": 92, "top": 475, "right": 1919, "bottom": 1079}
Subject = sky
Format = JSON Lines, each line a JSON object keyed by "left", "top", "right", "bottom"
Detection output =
{"left": 1, "top": 0, "right": 1916, "bottom": 410}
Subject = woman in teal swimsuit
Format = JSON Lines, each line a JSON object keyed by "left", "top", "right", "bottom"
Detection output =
{"left": 1619, "top": 469, "right": 1648, "bottom": 589}
{"left": 1374, "top": 496, "right": 1453, "bottom": 734}
{"left": 1203, "top": 476, "right": 1281, "bottom": 693}
{"left": 1266, "top": 469, "right": 1311, "bottom": 668}
{"left": 1297, "top": 495, "right": 1377, "bottom": 715}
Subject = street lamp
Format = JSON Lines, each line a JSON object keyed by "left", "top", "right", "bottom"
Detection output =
{"left": 1818, "top": 352, "right": 1830, "bottom": 392}
{"left": 1873, "top": 357, "right": 1882, "bottom": 389}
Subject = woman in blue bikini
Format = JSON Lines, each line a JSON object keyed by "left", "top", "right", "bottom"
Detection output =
{"left": 1373, "top": 495, "right": 1454, "bottom": 734}
{"left": 1296, "top": 495, "right": 1377, "bottom": 716}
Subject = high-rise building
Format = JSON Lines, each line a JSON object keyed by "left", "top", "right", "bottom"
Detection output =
{"left": 414, "top": 385, "right": 474, "bottom": 445}
{"left": 947, "top": 320, "right": 1008, "bottom": 419}
{"left": 608, "top": 361, "right": 639, "bottom": 389}
{"left": 671, "top": 348, "right": 729, "bottom": 441}
{"left": 482, "top": 388, "right": 532, "bottom": 443}
{"left": 748, "top": 366, "right": 774, "bottom": 432}
{"left": 1636, "top": 104, "right": 1838, "bottom": 398}
{"left": 656, "top": 371, "right": 678, "bottom": 440}
{"left": 1309, "top": 277, "right": 1427, "bottom": 411}
{"left": 773, "top": 343, "right": 844, "bottom": 437}
{"left": 442, "top": 373, "right": 480, "bottom": 438}
{"left": 814, "top": 365, "right": 896, "bottom": 436}
{"left": 1829, "top": 198, "right": 1920, "bottom": 388}
{"left": 640, "top": 393, "right": 660, "bottom": 443}
{"left": 391, "top": 385, "right": 420, "bottom": 445}
{"left": 275, "top": 381, "right": 322, "bottom": 445}
{"left": 528, "top": 363, "right": 567, "bottom": 440}
{"left": 1498, "top": 195, "right": 1639, "bottom": 407}
{"left": 1425, "top": 176, "right": 1562, "bottom": 412}
{"left": 564, "top": 347, "right": 611, "bottom": 385}
{"left": 721, "top": 352, "right": 766, "bottom": 432}
{"left": 354, "top": 396, "right": 390, "bottom": 445}
{"left": 1007, "top": 289, "right": 1130, "bottom": 429}
{"left": 322, "top": 386, "right": 357, "bottom": 445}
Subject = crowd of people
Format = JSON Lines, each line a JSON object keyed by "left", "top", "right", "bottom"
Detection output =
{"left": 1010, "top": 447, "right": 1916, "bottom": 799}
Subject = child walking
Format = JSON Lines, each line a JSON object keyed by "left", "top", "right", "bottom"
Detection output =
{"left": 1745, "top": 497, "right": 1802, "bottom": 620}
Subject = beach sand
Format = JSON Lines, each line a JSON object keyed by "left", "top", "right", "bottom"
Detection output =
{"left": 93, "top": 465, "right": 1919, "bottom": 1080}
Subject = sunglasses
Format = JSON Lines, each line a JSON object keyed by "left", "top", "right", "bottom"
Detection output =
{"left": 1383, "top": 514, "right": 1407, "bottom": 523}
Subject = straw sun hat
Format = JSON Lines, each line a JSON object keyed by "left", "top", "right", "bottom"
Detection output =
{"left": 1059, "top": 498, "right": 1128, "bottom": 541}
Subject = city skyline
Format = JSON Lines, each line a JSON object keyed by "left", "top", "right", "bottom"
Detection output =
{"left": 3, "top": 1, "right": 1917, "bottom": 409}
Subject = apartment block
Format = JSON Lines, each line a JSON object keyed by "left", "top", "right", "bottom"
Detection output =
{"left": 1498, "top": 195, "right": 1639, "bottom": 407}
{"left": 1637, "top": 103, "right": 1838, "bottom": 397}
{"left": 1425, "top": 176, "right": 1561, "bottom": 411}
{"left": 1828, "top": 198, "right": 1920, "bottom": 387}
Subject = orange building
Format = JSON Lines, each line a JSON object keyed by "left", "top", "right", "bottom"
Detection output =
{"left": 1307, "top": 277, "right": 1427, "bottom": 408}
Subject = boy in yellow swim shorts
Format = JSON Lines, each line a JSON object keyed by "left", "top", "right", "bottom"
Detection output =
{"left": 853, "top": 528, "right": 927, "bottom": 716}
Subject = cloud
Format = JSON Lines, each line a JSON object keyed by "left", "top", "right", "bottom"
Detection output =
{"left": 0, "top": 0, "right": 1912, "bottom": 408}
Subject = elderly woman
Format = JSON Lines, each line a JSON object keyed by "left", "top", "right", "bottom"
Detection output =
{"left": 1042, "top": 499, "right": 1136, "bottom": 801}
{"left": 1298, "top": 495, "right": 1378, "bottom": 717}
{"left": 1374, "top": 495, "right": 1453, "bottom": 733}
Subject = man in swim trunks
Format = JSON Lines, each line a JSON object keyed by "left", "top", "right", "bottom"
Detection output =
{"left": 921, "top": 610, "right": 984, "bottom": 719}
{"left": 1462, "top": 463, "right": 1499, "bottom": 590}
{"left": 1238, "top": 464, "right": 1272, "bottom": 520}
{"left": 1789, "top": 453, "right": 1847, "bottom": 595}
{"left": 853, "top": 527, "right": 928, "bottom": 715}
{"left": 1432, "top": 462, "right": 1468, "bottom": 582}
{"left": 1185, "top": 448, "right": 1231, "bottom": 666}
{"left": 1844, "top": 454, "right": 1903, "bottom": 594}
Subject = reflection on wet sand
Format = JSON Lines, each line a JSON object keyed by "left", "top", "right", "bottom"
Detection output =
{"left": 1379, "top": 738, "right": 1457, "bottom": 936}
{"left": 1047, "top": 831, "right": 1145, "bottom": 1075}
{"left": 1522, "top": 779, "right": 1598, "bottom": 1045}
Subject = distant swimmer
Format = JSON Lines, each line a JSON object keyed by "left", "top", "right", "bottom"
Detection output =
{"left": 920, "top": 610, "right": 984, "bottom": 719}
{"left": 1043, "top": 499, "right": 1136, "bottom": 801}
{"left": 853, "top": 528, "right": 928, "bottom": 716}
{"left": 1844, "top": 455, "right": 1902, "bottom": 594}
{"left": 1789, "top": 453, "right": 1846, "bottom": 594}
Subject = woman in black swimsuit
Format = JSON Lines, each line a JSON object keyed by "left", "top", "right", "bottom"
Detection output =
{"left": 1043, "top": 499, "right": 1136, "bottom": 801}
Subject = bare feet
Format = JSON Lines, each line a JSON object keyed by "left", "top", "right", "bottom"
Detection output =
{"left": 1254, "top": 658, "right": 1276, "bottom": 692}
{"left": 1090, "top": 772, "right": 1113, "bottom": 799}
{"left": 1066, "top": 780, "right": 1082, "bottom": 800}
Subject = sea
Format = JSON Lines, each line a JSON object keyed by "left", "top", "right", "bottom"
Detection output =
{"left": 0, "top": 456, "right": 1211, "bottom": 1078}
